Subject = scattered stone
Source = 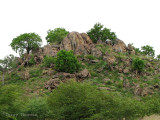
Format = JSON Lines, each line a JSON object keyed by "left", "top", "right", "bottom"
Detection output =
{"left": 44, "top": 78, "right": 60, "bottom": 91}
{"left": 76, "top": 69, "right": 90, "bottom": 79}
{"left": 97, "top": 87, "right": 111, "bottom": 91}
{"left": 123, "top": 68, "right": 130, "bottom": 74}
{"left": 90, "top": 59, "right": 99, "bottom": 63}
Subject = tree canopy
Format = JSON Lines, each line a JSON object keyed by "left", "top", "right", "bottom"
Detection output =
{"left": 46, "top": 28, "right": 69, "bottom": 44}
{"left": 141, "top": 45, "right": 155, "bottom": 57}
{"left": 10, "top": 33, "right": 42, "bottom": 56}
{"left": 87, "top": 22, "right": 117, "bottom": 43}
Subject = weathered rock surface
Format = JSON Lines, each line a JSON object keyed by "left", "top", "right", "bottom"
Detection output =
{"left": 76, "top": 69, "right": 91, "bottom": 80}
{"left": 113, "top": 39, "right": 127, "bottom": 53}
{"left": 60, "top": 32, "right": 102, "bottom": 57}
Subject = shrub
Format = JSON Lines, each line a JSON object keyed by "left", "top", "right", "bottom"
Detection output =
{"left": 28, "top": 54, "right": 36, "bottom": 66}
{"left": 87, "top": 22, "right": 117, "bottom": 43}
{"left": 43, "top": 56, "right": 55, "bottom": 67}
{"left": 29, "top": 69, "right": 42, "bottom": 78}
{"left": 46, "top": 28, "right": 69, "bottom": 44}
{"left": 132, "top": 58, "right": 145, "bottom": 73}
{"left": 23, "top": 97, "right": 51, "bottom": 120}
{"left": 47, "top": 80, "right": 104, "bottom": 120}
{"left": 47, "top": 81, "right": 147, "bottom": 120}
{"left": 0, "top": 85, "right": 22, "bottom": 120}
{"left": 55, "top": 50, "right": 81, "bottom": 73}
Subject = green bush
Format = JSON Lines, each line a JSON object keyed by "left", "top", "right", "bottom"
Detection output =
{"left": 132, "top": 58, "right": 145, "bottom": 73}
{"left": 87, "top": 22, "right": 117, "bottom": 43}
{"left": 47, "top": 80, "right": 104, "bottom": 120}
{"left": 29, "top": 69, "right": 42, "bottom": 78}
{"left": 46, "top": 28, "right": 69, "bottom": 44}
{"left": 55, "top": 50, "right": 81, "bottom": 73}
{"left": 28, "top": 54, "right": 35, "bottom": 66}
{"left": 22, "top": 97, "right": 51, "bottom": 120}
{"left": 43, "top": 56, "right": 55, "bottom": 67}
{"left": 47, "top": 81, "right": 148, "bottom": 120}
{"left": 0, "top": 85, "right": 22, "bottom": 120}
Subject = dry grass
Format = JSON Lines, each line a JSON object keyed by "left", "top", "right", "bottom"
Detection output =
{"left": 140, "top": 115, "right": 160, "bottom": 120}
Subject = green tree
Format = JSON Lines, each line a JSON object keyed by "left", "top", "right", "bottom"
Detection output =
{"left": 46, "top": 28, "right": 69, "bottom": 44}
{"left": 87, "top": 22, "right": 117, "bottom": 43}
{"left": 10, "top": 33, "right": 42, "bottom": 56}
{"left": 55, "top": 50, "right": 81, "bottom": 73}
{"left": 141, "top": 45, "right": 155, "bottom": 57}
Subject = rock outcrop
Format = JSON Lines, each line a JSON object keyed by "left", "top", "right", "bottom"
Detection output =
{"left": 113, "top": 39, "right": 127, "bottom": 53}
{"left": 60, "top": 32, "right": 102, "bottom": 57}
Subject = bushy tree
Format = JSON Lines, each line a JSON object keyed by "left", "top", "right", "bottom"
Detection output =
{"left": 87, "top": 22, "right": 117, "bottom": 43}
{"left": 141, "top": 45, "right": 155, "bottom": 57}
{"left": 48, "top": 80, "right": 104, "bottom": 120}
{"left": 23, "top": 97, "right": 50, "bottom": 120}
{"left": 132, "top": 57, "right": 145, "bottom": 73}
{"left": 46, "top": 28, "right": 69, "bottom": 44}
{"left": 47, "top": 80, "right": 147, "bottom": 120}
{"left": 10, "top": 33, "right": 42, "bottom": 56}
{"left": 55, "top": 50, "right": 81, "bottom": 73}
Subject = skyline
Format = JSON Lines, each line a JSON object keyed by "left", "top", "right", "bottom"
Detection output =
{"left": 0, "top": 0, "right": 160, "bottom": 59}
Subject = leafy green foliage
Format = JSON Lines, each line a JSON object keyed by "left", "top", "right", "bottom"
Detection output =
{"left": 46, "top": 28, "right": 69, "bottom": 44}
{"left": 134, "top": 47, "right": 142, "bottom": 55}
{"left": 29, "top": 69, "right": 42, "bottom": 78}
{"left": 141, "top": 45, "right": 155, "bottom": 57}
{"left": 28, "top": 54, "right": 36, "bottom": 66}
{"left": 156, "top": 54, "right": 160, "bottom": 60}
{"left": 43, "top": 56, "right": 55, "bottom": 67}
{"left": 55, "top": 50, "right": 81, "bottom": 73}
{"left": 132, "top": 58, "right": 145, "bottom": 72}
{"left": 48, "top": 81, "right": 104, "bottom": 120}
{"left": 0, "top": 85, "right": 22, "bottom": 119}
{"left": 23, "top": 97, "right": 50, "bottom": 120}
{"left": 47, "top": 81, "right": 151, "bottom": 120}
{"left": 10, "top": 33, "right": 42, "bottom": 56}
{"left": 87, "top": 22, "right": 117, "bottom": 43}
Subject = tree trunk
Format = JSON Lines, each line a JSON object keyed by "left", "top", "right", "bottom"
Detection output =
{"left": 27, "top": 49, "right": 30, "bottom": 54}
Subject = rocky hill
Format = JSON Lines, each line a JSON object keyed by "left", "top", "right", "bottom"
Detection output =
{"left": 5, "top": 32, "right": 160, "bottom": 97}
{"left": 1, "top": 32, "right": 160, "bottom": 120}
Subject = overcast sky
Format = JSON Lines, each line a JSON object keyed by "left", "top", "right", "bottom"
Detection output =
{"left": 0, "top": 0, "right": 160, "bottom": 59}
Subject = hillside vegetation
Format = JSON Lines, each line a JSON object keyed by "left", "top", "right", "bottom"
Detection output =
{"left": 1, "top": 23, "right": 160, "bottom": 120}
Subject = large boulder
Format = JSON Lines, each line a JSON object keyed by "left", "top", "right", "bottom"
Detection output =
{"left": 60, "top": 32, "right": 102, "bottom": 57}
{"left": 113, "top": 39, "right": 127, "bottom": 53}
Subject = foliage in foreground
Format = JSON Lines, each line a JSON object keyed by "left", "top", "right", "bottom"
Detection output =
{"left": 47, "top": 81, "right": 155, "bottom": 120}
{"left": 55, "top": 50, "right": 81, "bottom": 73}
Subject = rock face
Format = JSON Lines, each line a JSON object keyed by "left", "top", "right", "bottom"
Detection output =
{"left": 60, "top": 32, "right": 102, "bottom": 57}
{"left": 113, "top": 39, "right": 127, "bottom": 53}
